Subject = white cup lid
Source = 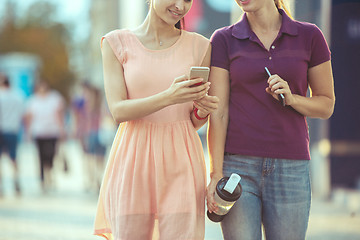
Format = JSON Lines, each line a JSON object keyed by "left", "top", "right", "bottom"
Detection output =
{"left": 223, "top": 173, "right": 241, "bottom": 194}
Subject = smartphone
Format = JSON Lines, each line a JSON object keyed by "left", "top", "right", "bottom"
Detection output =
{"left": 189, "top": 66, "right": 210, "bottom": 86}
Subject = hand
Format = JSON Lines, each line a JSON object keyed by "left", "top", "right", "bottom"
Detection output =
{"left": 166, "top": 75, "right": 210, "bottom": 105}
{"left": 206, "top": 174, "right": 223, "bottom": 213}
{"left": 193, "top": 94, "right": 220, "bottom": 118}
{"left": 266, "top": 74, "right": 295, "bottom": 106}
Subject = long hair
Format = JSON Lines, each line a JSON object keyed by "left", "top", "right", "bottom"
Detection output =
{"left": 175, "top": 19, "right": 185, "bottom": 30}
{"left": 274, "top": 0, "right": 293, "bottom": 19}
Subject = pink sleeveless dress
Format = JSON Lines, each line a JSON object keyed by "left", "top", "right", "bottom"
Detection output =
{"left": 94, "top": 29, "right": 210, "bottom": 240}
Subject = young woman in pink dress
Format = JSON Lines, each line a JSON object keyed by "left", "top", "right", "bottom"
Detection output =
{"left": 94, "top": 0, "right": 219, "bottom": 239}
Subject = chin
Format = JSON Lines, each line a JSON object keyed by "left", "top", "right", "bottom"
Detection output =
{"left": 237, "top": 0, "right": 254, "bottom": 11}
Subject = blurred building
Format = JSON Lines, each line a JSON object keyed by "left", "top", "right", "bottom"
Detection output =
{"left": 329, "top": 0, "right": 360, "bottom": 190}
{"left": 85, "top": 0, "right": 120, "bottom": 89}
{"left": 290, "top": 0, "right": 360, "bottom": 196}
{"left": 87, "top": 0, "right": 147, "bottom": 88}
{"left": 293, "top": 0, "right": 333, "bottom": 199}
{"left": 0, "top": 52, "right": 41, "bottom": 96}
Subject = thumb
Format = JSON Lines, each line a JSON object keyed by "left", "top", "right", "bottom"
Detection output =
{"left": 266, "top": 87, "right": 275, "bottom": 96}
{"left": 265, "top": 87, "right": 271, "bottom": 94}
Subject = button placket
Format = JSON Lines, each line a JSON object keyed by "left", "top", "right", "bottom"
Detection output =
{"left": 268, "top": 45, "right": 275, "bottom": 60}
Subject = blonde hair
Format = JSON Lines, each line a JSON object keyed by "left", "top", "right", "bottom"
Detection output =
{"left": 274, "top": 0, "right": 293, "bottom": 19}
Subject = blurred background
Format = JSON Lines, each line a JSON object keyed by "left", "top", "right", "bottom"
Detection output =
{"left": 0, "top": 0, "right": 359, "bottom": 239}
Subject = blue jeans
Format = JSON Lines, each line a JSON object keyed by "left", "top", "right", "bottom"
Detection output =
{"left": 220, "top": 154, "right": 311, "bottom": 240}
{"left": 0, "top": 133, "right": 18, "bottom": 160}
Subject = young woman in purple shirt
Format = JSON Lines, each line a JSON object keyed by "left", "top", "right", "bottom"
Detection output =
{"left": 206, "top": 0, "right": 335, "bottom": 239}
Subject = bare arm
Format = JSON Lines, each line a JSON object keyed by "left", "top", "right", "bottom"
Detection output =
{"left": 267, "top": 60, "right": 335, "bottom": 119}
{"left": 206, "top": 66, "right": 230, "bottom": 212}
{"left": 102, "top": 38, "right": 209, "bottom": 124}
{"left": 290, "top": 61, "right": 335, "bottom": 118}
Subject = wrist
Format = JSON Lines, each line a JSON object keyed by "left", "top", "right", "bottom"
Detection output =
{"left": 194, "top": 107, "right": 209, "bottom": 120}
{"left": 160, "top": 89, "right": 175, "bottom": 107}
{"left": 287, "top": 94, "right": 298, "bottom": 106}
{"left": 210, "top": 171, "right": 223, "bottom": 181}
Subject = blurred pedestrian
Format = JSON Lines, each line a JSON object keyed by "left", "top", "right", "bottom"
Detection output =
{"left": 206, "top": 0, "right": 335, "bottom": 239}
{"left": 84, "top": 86, "right": 108, "bottom": 192}
{"left": 72, "top": 82, "right": 107, "bottom": 192}
{"left": 71, "top": 81, "right": 91, "bottom": 150}
{"left": 24, "top": 79, "right": 66, "bottom": 192}
{"left": 0, "top": 73, "right": 26, "bottom": 196}
{"left": 94, "top": 0, "right": 219, "bottom": 239}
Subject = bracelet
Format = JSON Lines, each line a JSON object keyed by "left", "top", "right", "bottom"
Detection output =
{"left": 194, "top": 107, "right": 209, "bottom": 120}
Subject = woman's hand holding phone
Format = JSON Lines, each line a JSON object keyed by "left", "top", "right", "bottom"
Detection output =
{"left": 189, "top": 66, "right": 210, "bottom": 87}
{"left": 166, "top": 75, "right": 210, "bottom": 105}
{"left": 188, "top": 66, "right": 219, "bottom": 118}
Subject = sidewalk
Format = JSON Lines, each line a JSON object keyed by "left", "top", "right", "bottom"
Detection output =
{"left": 0, "top": 140, "right": 359, "bottom": 240}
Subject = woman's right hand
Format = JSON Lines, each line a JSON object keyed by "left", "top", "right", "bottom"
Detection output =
{"left": 206, "top": 174, "right": 223, "bottom": 213}
{"left": 166, "top": 75, "right": 210, "bottom": 105}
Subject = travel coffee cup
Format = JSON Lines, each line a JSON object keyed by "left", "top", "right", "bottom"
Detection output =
{"left": 207, "top": 173, "right": 242, "bottom": 222}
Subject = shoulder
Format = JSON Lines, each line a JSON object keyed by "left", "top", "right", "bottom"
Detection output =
{"left": 182, "top": 31, "right": 210, "bottom": 52}
{"left": 183, "top": 30, "right": 210, "bottom": 43}
{"left": 212, "top": 25, "right": 233, "bottom": 37}
{"left": 213, "top": 25, "right": 234, "bottom": 35}
{"left": 293, "top": 20, "right": 325, "bottom": 38}
{"left": 101, "top": 29, "right": 131, "bottom": 45}
{"left": 209, "top": 25, "right": 235, "bottom": 51}
{"left": 101, "top": 29, "right": 130, "bottom": 63}
{"left": 103, "top": 29, "right": 128, "bottom": 38}
{"left": 210, "top": 25, "right": 234, "bottom": 43}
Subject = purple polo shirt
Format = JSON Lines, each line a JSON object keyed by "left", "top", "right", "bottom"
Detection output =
{"left": 210, "top": 9, "right": 331, "bottom": 160}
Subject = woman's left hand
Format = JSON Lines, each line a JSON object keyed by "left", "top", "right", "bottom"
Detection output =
{"left": 193, "top": 95, "right": 220, "bottom": 118}
{"left": 266, "top": 74, "right": 295, "bottom": 106}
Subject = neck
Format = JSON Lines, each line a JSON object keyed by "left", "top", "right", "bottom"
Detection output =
{"left": 246, "top": 5, "right": 281, "bottom": 32}
{"left": 137, "top": 11, "right": 180, "bottom": 45}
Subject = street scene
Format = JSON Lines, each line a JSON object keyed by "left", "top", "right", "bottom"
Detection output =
{"left": 1, "top": 0, "right": 360, "bottom": 240}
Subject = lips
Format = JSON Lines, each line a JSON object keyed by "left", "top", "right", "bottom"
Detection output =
{"left": 168, "top": 9, "right": 182, "bottom": 18}
{"left": 239, "top": 0, "right": 251, "bottom": 5}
